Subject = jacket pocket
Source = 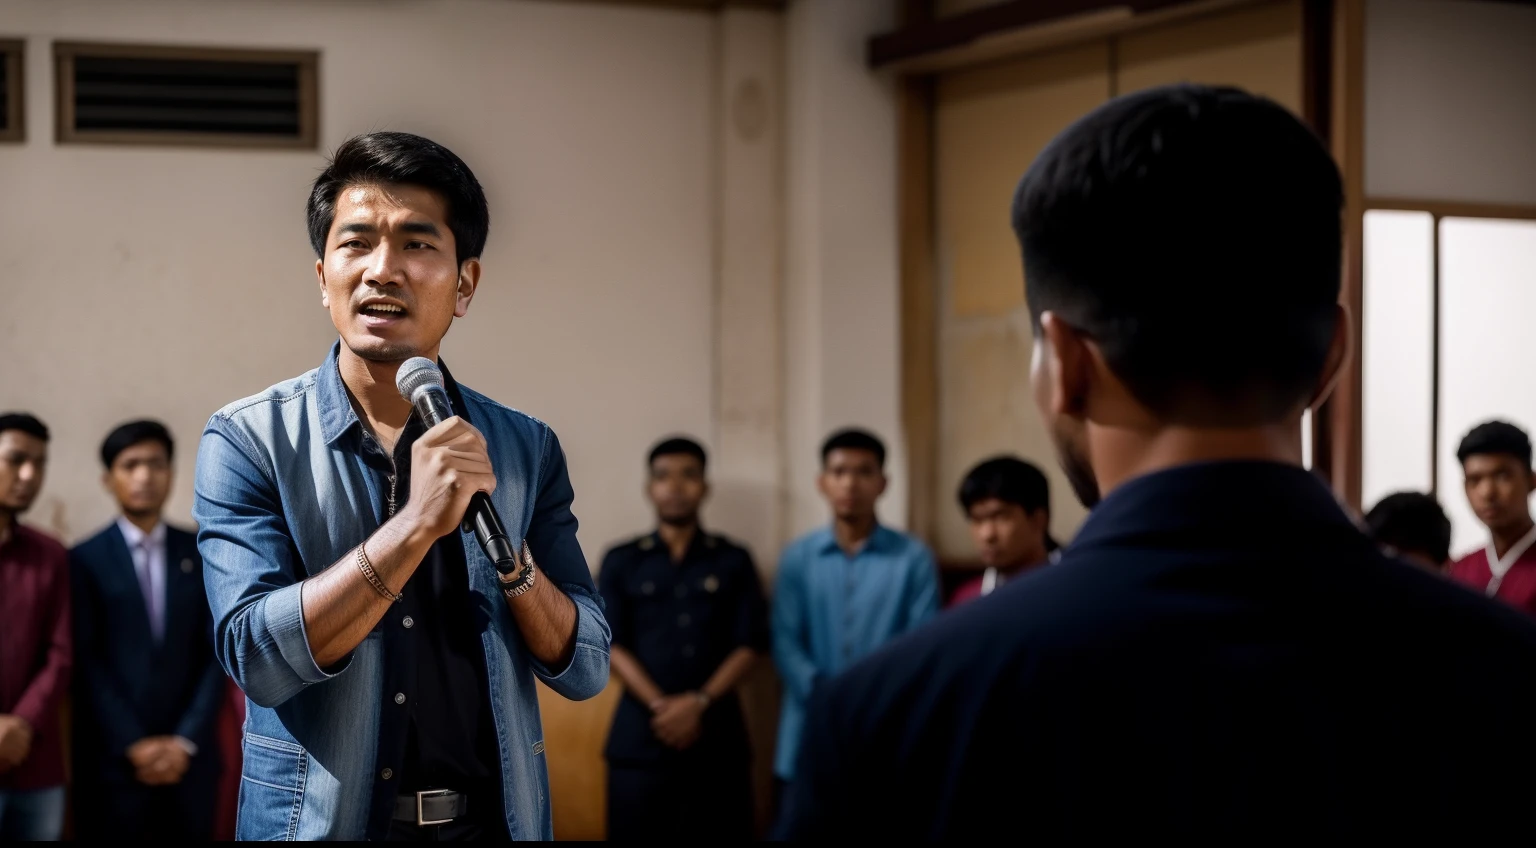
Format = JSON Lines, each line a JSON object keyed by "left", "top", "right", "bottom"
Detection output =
{"left": 237, "top": 733, "right": 308, "bottom": 841}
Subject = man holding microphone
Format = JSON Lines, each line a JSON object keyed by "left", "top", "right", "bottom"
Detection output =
{"left": 194, "top": 132, "right": 610, "bottom": 841}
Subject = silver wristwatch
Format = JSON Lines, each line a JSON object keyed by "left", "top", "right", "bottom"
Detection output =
{"left": 499, "top": 540, "right": 538, "bottom": 598}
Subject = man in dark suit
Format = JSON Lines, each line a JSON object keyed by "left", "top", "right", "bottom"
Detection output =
{"left": 70, "top": 420, "right": 222, "bottom": 840}
{"left": 775, "top": 84, "right": 1536, "bottom": 840}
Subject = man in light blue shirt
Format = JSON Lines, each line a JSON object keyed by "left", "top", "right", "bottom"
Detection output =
{"left": 771, "top": 428, "right": 939, "bottom": 800}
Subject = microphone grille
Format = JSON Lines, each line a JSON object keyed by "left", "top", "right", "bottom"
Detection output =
{"left": 396, "top": 357, "right": 444, "bottom": 403}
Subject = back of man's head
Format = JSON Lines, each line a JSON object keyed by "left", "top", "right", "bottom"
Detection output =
{"left": 1364, "top": 491, "right": 1452, "bottom": 569}
{"left": 1013, "top": 84, "right": 1343, "bottom": 426}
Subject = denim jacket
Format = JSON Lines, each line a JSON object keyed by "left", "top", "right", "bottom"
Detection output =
{"left": 193, "top": 342, "right": 611, "bottom": 840}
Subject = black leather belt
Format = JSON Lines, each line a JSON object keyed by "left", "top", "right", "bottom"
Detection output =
{"left": 393, "top": 789, "right": 469, "bottom": 827}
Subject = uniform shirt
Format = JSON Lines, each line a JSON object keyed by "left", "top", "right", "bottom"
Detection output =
{"left": 0, "top": 523, "right": 71, "bottom": 791}
{"left": 1449, "top": 524, "right": 1536, "bottom": 616}
{"left": 770, "top": 525, "right": 939, "bottom": 780}
{"left": 598, "top": 530, "right": 769, "bottom": 765}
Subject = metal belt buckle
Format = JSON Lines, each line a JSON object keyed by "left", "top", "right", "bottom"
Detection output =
{"left": 416, "top": 789, "right": 455, "bottom": 827}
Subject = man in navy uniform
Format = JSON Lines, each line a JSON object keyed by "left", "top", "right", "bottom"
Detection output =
{"left": 598, "top": 437, "right": 769, "bottom": 839}
{"left": 775, "top": 84, "right": 1536, "bottom": 840}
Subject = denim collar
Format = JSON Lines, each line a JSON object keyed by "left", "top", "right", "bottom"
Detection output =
{"left": 316, "top": 340, "right": 469, "bottom": 448}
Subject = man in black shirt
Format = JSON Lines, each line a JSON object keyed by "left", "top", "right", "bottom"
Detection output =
{"left": 598, "top": 438, "right": 769, "bottom": 840}
{"left": 775, "top": 84, "right": 1536, "bottom": 840}
{"left": 354, "top": 364, "right": 505, "bottom": 840}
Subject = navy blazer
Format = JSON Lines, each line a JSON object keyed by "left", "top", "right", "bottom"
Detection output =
{"left": 70, "top": 521, "right": 224, "bottom": 783}
{"left": 777, "top": 462, "right": 1536, "bottom": 840}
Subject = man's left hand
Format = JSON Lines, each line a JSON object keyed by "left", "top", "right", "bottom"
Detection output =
{"left": 650, "top": 693, "right": 706, "bottom": 750}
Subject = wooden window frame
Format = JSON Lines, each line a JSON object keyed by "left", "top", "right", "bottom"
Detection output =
{"left": 54, "top": 41, "right": 319, "bottom": 150}
{"left": 0, "top": 39, "right": 23, "bottom": 143}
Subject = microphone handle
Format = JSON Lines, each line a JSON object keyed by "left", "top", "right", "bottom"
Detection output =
{"left": 467, "top": 492, "right": 521, "bottom": 576}
{"left": 412, "top": 387, "right": 521, "bottom": 576}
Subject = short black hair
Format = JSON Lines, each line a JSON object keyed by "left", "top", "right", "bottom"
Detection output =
{"left": 958, "top": 455, "right": 1060, "bottom": 552}
{"left": 307, "top": 131, "right": 490, "bottom": 265}
{"left": 101, "top": 419, "right": 175, "bottom": 470}
{"left": 958, "top": 456, "right": 1050, "bottom": 513}
{"left": 0, "top": 412, "right": 49, "bottom": 443}
{"left": 1456, "top": 420, "right": 1532, "bottom": 469}
{"left": 1365, "top": 491, "right": 1452, "bottom": 566}
{"left": 1012, "top": 84, "right": 1343, "bottom": 425}
{"left": 821, "top": 428, "right": 885, "bottom": 469}
{"left": 648, "top": 437, "right": 707, "bottom": 472}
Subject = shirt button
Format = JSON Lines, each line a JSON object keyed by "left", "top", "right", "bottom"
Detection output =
{"left": 402, "top": 616, "right": 414, "bottom": 629}
{"left": 674, "top": 585, "right": 687, "bottom": 599}
{"left": 681, "top": 644, "right": 695, "bottom": 658}
{"left": 394, "top": 692, "right": 406, "bottom": 705}
{"left": 678, "top": 614, "right": 691, "bottom": 627}
{"left": 381, "top": 768, "right": 394, "bottom": 780}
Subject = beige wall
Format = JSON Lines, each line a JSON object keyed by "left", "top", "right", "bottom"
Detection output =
{"left": 1365, "top": 0, "right": 1536, "bottom": 205}
{"left": 784, "top": 0, "right": 906, "bottom": 543}
{"left": 930, "top": 2, "right": 1301, "bottom": 559}
{"left": 0, "top": 0, "right": 720, "bottom": 566}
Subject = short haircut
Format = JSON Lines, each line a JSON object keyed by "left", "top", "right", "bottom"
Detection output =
{"left": 1012, "top": 84, "right": 1343, "bottom": 425}
{"left": 307, "top": 131, "right": 490, "bottom": 265}
{"left": 958, "top": 456, "right": 1050, "bottom": 514}
{"left": 101, "top": 419, "right": 175, "bottom": 469}
{"left": 821, "top": 428, "right": 886, "bottom": 469}
{"left": 0, "top": 412, "right": 49, "bottom": 443}
{"left": 957, "top": 455, "right": 1060, "bottom": 552}
{"left": 648, "top": 436, "right": 707, "bottom": 472}
{"left": 1456, "top": 420, "right": 1532, "bottom": 469}
{"left": 1365, "top": 491, "right": 1452, "bottom": 566}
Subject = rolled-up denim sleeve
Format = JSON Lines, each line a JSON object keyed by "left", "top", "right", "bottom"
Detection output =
{"left": 523, "top": 424, "right": 611, "bottom": 701}
{"left": 193, "top": 416, "right": 347, "bottom": 708}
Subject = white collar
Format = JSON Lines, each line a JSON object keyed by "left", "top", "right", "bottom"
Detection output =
{"left": 117, "top": 517, "right": 166, "bottom": 550}
{"left": 1486, "top": 523, "right": 1536, "bottom": 582}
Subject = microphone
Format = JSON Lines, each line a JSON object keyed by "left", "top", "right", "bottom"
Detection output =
{"left": 396, "top": 357, "right": 521, "bottom": 576}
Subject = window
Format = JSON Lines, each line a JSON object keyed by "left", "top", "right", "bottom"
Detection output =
{"left": 0, "top": 39, "right": 22, "bottom": 142}
{"left": 54, "top": 42, "right": 318, "bottom": 148}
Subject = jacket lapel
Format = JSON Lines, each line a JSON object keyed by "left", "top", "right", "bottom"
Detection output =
{"left": 162, "top": 528, "right": 200, "bottom": 648}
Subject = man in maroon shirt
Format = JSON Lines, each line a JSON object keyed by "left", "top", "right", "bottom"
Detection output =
{"left": 0, "top": 412, "right": 71, "bottom": 841}
{"left": 947, "top": 456, "right": 1059, "bottom": 608}
{"left": 1449, "top": 421, "right": 1536, "bottom": 614}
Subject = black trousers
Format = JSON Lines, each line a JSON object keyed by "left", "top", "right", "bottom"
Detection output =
{"left": 607, "top": 759, "right": 755, "bottom": 841}
{"left": 74, "top": 778, "right": 215, "bottom": 841}
{"left": 385, "top": 816, "right": 510, "bottom": 842}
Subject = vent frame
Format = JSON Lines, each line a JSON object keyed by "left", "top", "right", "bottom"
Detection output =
{"left": 54, "top": 41, "right": 319, "bottom": 149}
{"left": 0, "top": 38, "right": 23, "bottom": 143}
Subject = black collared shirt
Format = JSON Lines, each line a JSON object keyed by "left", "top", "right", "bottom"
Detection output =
{"left": 597, "top": 529, "right": 769, "bottom": 765}
{"left": 355, "top": 365, "right": 503, "bottom": 822}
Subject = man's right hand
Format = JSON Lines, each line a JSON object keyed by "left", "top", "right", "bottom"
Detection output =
{"left": 400, "top": 417, "right": 498, "bottom": 542}
{"left": 0, "top": 714, "right": 33, "bottom": 770}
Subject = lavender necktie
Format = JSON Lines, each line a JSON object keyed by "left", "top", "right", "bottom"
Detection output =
{"left": 135, "top": 538, "right": 162, "bottom": 643}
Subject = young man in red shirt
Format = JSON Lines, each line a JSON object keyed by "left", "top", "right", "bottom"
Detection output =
{"left": 0, "top": 413, "right": 71, "bottom": 841}
{"left": 947, "top": 456, "right": 1059, "bottom": 608}
{"left": 1449, "top": 421, "right": 1536, "bottom": 613}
